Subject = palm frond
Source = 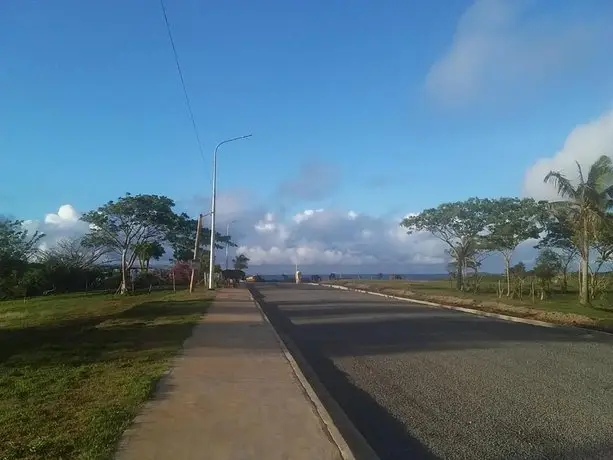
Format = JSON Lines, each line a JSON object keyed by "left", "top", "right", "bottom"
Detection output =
{"left": 575, "top": 161, "right": 585, "bottom": 185}
{"left": 587, "top": 155, "right": 613, "bottom": 191}
{"left": 544, "top": 171, "right": 579, "bottom": 200}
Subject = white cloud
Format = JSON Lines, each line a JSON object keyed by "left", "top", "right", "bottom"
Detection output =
{"left": 23, "top": 200, "right": 542, "bottom": 275}
{"left": 523, "top": 110, "right": 613, "bottom": 200}
{"left": 43, "top": 204, "right": 81, "bottom": 226}
{"left": 235, "top": 208, "right": 449, "bottom": 271}
{"left": 426, "top": 0, "right": 610, "bottom": 105}
{"left": 23, "top": 204, "right": 90, "bottom": 251}
{"left": 292, "top": 209, "right": 324, "bottom": 224}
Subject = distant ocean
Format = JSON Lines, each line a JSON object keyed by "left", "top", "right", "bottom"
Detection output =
{"left": 259, "top": 273, "right": 449, "bottom": 282}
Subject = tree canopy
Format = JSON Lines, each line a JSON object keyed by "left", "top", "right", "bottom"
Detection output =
{"left": 401, "top": 198, "right": 491, "bottom": 289}
{"left": 134, "top": 241, "right": 165, "bottom": 271}
{"left": 482, "top": 197, "right": 545, "bottom": 296}
{"left": 233, "top": 253, "right": 249, "bottom": 270}
{"left": 167, "top": 213, "right": 235, "bottom": 263}
{"left": 543, "top": 155, "right": 613, "bottom": 304}
{"left": 0, "top": 218, "right": 44, "bottom": 262}
{"left": 81, "top": 193, "right": 185, "bottom": 293}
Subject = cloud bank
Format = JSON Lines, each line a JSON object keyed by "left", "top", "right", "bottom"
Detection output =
{"left": 21, "top": 199, "right": 453, "bottom": 274}
{"left": 22, "top": 204, "right": 90, "bottom": 252}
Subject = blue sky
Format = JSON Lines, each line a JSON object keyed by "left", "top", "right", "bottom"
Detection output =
{"left": 2, "top": 0, "right": 613, "bottom": 272}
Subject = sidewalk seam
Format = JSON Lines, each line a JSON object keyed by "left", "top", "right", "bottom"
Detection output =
{"left": 313, "top": 283, "right": 612, "bottom": 338}
{"left": 249, "top": 292, "right": 378, "bottom": 460}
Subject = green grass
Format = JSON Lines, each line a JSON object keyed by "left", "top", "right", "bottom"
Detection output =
{"left": 0, "top": 288, "right": 213, "bottom": 460}
{"left": 329, "top": 279, "right": 613, "bottom": 331}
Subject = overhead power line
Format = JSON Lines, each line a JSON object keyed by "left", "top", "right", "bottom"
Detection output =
{"left": 159, "top": 0, "right": 206, "bottom": 164}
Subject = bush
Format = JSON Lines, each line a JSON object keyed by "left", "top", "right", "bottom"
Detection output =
{"left": 134, "top": 272, "right": 163, "bottom": 290}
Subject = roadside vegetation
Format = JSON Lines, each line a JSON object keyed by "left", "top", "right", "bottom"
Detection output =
{"left": 329, "top": 156, "right": 613, "bottom": 332}
{"left": 0, "top": 192, "right": 245, "bottom": 459}
{"left": 328, "top": 277, "right": 613, "bottom": 332}
{"left": 0, "top": 288, "right": 213, "bottom": 460}
{"left": 0, "top": 193, "right": 238, "bottom": 300}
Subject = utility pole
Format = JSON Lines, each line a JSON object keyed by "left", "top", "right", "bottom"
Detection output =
{"left": 189, "top": 214, "right": 203, "bottom": 293}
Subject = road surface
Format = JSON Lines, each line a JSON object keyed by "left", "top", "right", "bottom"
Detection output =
{"left": 251, "top": 283, "right": 613, "bottom": 460}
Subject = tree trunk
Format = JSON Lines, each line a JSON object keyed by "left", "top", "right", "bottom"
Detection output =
{"left": 580, "top": 253, "right": 589, "bottom": 306}
{"left": 146, "top": 259, "right": 150, "bottom": 273}
{"left": 455, "top": 262, "right": 463, "bottom": 291}
{"left": 504, "top": 256, "right": 511, "bottom": 297}
{"left": 579, "top": 220, "right": 590, "bottom": 305}
{"left": 120, "top": 249, "right": 128, "bottom": 294}
{"left": 578, "top": 264, "right": 582, "bottom": 297}
{"left": 561, "top": 266, "right": 568, "bottom": 293}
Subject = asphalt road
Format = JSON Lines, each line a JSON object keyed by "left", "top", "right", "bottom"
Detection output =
{"left": 251, "top": 283, "right": 613, "bottom": 460}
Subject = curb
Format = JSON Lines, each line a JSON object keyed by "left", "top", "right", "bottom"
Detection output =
{"left": 311, "top": 283, "right": 613, "bottom": 338}
{"left": 248, "top": 290, "right": 380, "bottom": 460}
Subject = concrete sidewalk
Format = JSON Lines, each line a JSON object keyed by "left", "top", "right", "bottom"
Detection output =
{"left": 115, "top": 287, "right": 344, "bottom": 460}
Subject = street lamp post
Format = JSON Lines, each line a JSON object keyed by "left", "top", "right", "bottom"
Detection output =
{"left": 225, "top": 219, "right": 237, "bottom": 270}
{"left": 208, "top": 135, "right": 252, "bottom": 289}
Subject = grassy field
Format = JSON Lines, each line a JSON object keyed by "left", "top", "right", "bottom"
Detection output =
{"left": 0, "top": 288, "right": 213, "bottom": 460}
{"left": 327, "top": 278, "right": 613, "bottom": 332}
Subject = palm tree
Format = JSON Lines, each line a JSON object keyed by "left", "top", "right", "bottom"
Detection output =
{"left": 543, "top": 155, "right": 613, "bottom": 305}
{"left": 232, "top": 253, "right": 250, "bottom": 270}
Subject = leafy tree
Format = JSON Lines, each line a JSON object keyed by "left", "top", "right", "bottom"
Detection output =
{"left": 533, "top": 249, "right": 562, "bottom": 300}
{"left": 589, "top": 217, "right": 613, "bottom": 297}
{"left": 483, "top": 197, "right": 545, "bottom": 297}
{"left": 233, "top": 253, "right": 250, "bottom": 270}
{"left": 0, "top": 218, "right": 44, "bottom": 262}
{"left": 508, "top": 261, "right": 529, "bottom": 299}
{"left": 401, "top": 198, "right": 491, "bottom": 290}
{"left": 509, "top": 262, "right": 527, "bottom": 279}
{"left": 168, "top": 213, "right": 234, "bottom": 262}
{"left": 445, "top": 236, "right": 488, "bottom": 289}
{"left": 134, "top": 241, "right": 165, "bottom": 272}
{"left": 535, "top": 208, "right": 578, "bottom": 293}
{"left": 544, "top": 155, "right": 613, "bottom": 305}
{"left": 81, "top": 193, "right": 179, "bottom": 294}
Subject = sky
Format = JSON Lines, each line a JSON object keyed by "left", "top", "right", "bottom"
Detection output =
{"left": 2, "top": 0, "right": 613, "bottom": 274}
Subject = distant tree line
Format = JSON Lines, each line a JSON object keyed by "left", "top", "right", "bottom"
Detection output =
{"left": 0, "top": 193, "right": 250, "bottom": 300}
{"left": 402, "top": 155, "right": 613, "bottom": 306}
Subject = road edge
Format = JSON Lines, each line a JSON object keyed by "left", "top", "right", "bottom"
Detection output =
{"left": 313, "top": 283, "right": 613, "bottom": 337}
{"left": 248, "top": 288, "right": 380, "bottom": 460}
